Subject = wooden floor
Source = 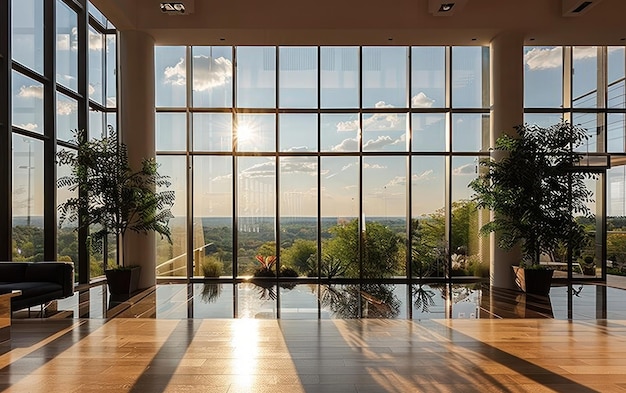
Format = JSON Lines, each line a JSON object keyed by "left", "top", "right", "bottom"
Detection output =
{"left": 2, "top": 318, "right": 626, "bottom": 392}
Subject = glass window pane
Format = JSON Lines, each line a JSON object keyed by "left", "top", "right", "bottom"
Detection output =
{"left": 321, "top": 157, "right": 358, "bottom": 278}
{"left": 57, "top": 146, "right": 79, "bottom": 274}
{"left": 56, "top": 1, "right": 78, "bottom": 92}
{"left": 89, "top": 109, "right": 104, "bottom": 139}
{"left": 194, "top": 156, "right": 233, "bottom": 278}
{"left": 89, "top": 26, "right": 104, "bottom": 105}
{"left": 608, "top": 165, "right": 626, "bottom": 216}
{"left": 452, "top": 47, "right": 485, "bottom": 108}
{"left": 411, "top": 156, "right": 445, "bottom": 278}
{"left": 106, "top": 34, "right": 117, "bottom": 108}
{"left": 279, "top": 47, "right": 318, "bottom": 109}
{"left": 362, "top": 112, "right": 408, "bottom": 152}
{"left": 237, "top": 157, "right": 276, "bottom": 277}
{"left": 155, "top": 46, "right": 187, "bottom": 107}
{"left": 451, "top": 113, "right": 489, "bottom": 152}
{"left": 524, "top": 46, "right": 563, "bottom": 108}
{"left": 193, "top": 113, "right": 232, "bottom": 152}
{"left": 156, "top": 156, "right": 187, "bottom": 278}
{"left": 279, "top": 157, "right": 318, "bottom": 276}
{"left": 608, "top": 47, "right": 625, "bottom": 109}
{"left": 156, "top": 112, "right": 187, "bottom": 151}
{"left": 573, "top": 46, "right": 599, "bottom": 109}
{"left": 12, "top": 135, "right": 44, "bottom": 261}
{"left": 88, "top": 2, "right": 107, "bottom": 26}
{"left": 412, "top": 113, "right": 446, "bottom": 152}
{"left": 452, "top": 156, "right": 489, "bottom": 277}
{"left": 362, "top": 47, "right": 407, "bottom": 108}
{"left": 192, "top": 46, "right": 233, "bottom": 108}
{"left": 523, "top": 113, "right": 563, "bottom": 128}
{"left": 363, "top": 156, "right": 407, "bottom": 278}
{"left": 572, "top": 113, "right": 598, "bottom": 153}
{"left": 57, "top": 92, "right": 78, "bottom": 142}
{"left": 411, "top": 47, "right": 445, "bottom": 108}
{"left": 608, "top": 113, "right": 625, "bottom": 153}
{"left": 279, "top": 113, "right": 317, "bottom": 152}
{"left": 236, "top": 46, "right": 276, "bottom": 108}
{"left": 235, "top": 114, "right": 275, "bottom": 152}
{"left": 320, "top": 113, "right": 359, "bottom": 152}
{"left": 11, "top": 0, "right": 44, "bottom": 73}
{"left": 320, "top": 47, "right": 359, "bottom": 109}
{"left": 12, "top": 71, "right": 44, "bottom": 134}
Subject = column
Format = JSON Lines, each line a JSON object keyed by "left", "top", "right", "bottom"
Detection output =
{"left": 489, "top": 32, "right": 524, "bottom": 290}
{"left": 119, "top": 30, "right": 156, "bottom": 289}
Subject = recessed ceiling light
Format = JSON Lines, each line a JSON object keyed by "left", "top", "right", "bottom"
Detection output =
{"left": 471, "top": 38, "right": 477, "bottom": 41}
{"left": 529, "top": 38, "right": 536, "bottom": 41}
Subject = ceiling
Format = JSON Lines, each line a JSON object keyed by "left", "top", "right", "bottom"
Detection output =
{"left": 90, "top": 0, "right": 626, "bottom": 46}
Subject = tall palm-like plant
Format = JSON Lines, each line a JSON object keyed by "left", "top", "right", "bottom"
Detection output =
{"left": 469, "top": 122, "right": 596, "bottom": 266}
{"left": 57, "top": 127, "right": 175, "bottom": 268}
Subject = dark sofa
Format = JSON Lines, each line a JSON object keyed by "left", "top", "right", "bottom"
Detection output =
{"left": 0, "top": 262, "right": 74, "bottom": 311}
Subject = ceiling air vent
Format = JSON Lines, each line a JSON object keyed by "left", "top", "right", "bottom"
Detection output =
{"left": 562, "top": 0, "right": 603, "bottom": 16}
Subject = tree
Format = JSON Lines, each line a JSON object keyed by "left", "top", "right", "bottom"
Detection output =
{"left": 469, "top": 122, "right": 596, "bottom": 265}
{"left": 57, "top": 127, "right": 175, "bottom": 267}
{"left": 281, "top": 239, "right": 316, "bottom": 274}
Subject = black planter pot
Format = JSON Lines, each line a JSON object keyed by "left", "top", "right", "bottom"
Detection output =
{"left": 105, "top": 266, "right": 141, "bottom": 296}
{"left": 512, "top": 266, "right": 554, "bottom": 296}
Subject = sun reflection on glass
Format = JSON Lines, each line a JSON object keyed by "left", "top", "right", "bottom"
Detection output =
{"left": 231, "top": 318, "right": 259, "bottom": 386}
{"left": 235, "top": 122, "right": 256, "bottom": 145}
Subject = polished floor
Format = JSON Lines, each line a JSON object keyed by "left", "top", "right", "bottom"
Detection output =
{"left": 3, "top": 317, "right": 626, "bottom": 392}
{"left": 4, "top": 280, "right": 626, "bottom": 392}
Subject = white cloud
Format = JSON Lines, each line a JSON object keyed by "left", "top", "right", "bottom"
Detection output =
{"left": 412, "top": 170, "right": 434, "bottom": 182}
{"left": 240, "top": 161, "right": 276, "bottom": 179}
{"left": 452, "top": 163, "right": 476, "bottom": 176}
{"left": 57, "top": 100, "right": 77, "bottom": 116}
{"left": 331, "top": 137, "right": 358, "bottom": 152}
{"left": 18, "top": 85, "right": 43, "bottom": 99}
{"left": 280, "top": 158, "right": 317, "bottom": 175}
{"left": 107, "top": 96, "right": 117, "bottom": 107}
{"left": 192, "top": 55, "right": 232, "bottom": 91}
{"left": 164, "top": 58, "right": 186, "bottom": 86}
{"left": 363, "top": 135, "right": 395, "bottom": 150}
{"left": 336, "top": 119, "right": 359, "bottom": 132}
{"left": 285, "top": 146, "right": 311, "bottom": 153}
{"left": 211, "top": 173, "right": 233, "bottom": 182}
{"left": 88, "top": 84, "right": 96, "bottom": 96}
{"left": 16, "top": 123, "right": 39, "bottom": 132}
{"left": 57, "top": 27, "right": 78, "bottom": 51}
{"left": 163, "top": 56, "right": 233, "bottom": 90}
{"left": 411, "top": 92, "right": 435, "bottom": 108}
{"left": 524, "top": 46, "right": 607, "bottom": 71}
{"left": 362, "top": 163, "right": 386, "bottom": 169}
{"left": 385, "top": 176, "right": 406, "bottom": 187}
{"left": 89, "top": 29, "right": 103, "bottom": 51}
{"left": 524, "top": 47, "right": 563, "bottom": 70}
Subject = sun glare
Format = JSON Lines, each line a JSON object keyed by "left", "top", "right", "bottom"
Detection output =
{"left": 235, "top": 122, "right": 255, "bottom": 145}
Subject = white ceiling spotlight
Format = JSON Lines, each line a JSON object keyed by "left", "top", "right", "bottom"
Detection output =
{"left": 562, "top": 0, "right": 603, "bottom": 16}
{"left": 160, "top": 1, "right": 194, "bottom": 15}
{"left": 428, "top": 0, "right": 469, "bottom": 16}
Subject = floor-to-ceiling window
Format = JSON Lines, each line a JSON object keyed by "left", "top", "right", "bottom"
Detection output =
{"left": 524, "top": 46, "right": 625, "bottom": 280}
{"left": 154, "top": 45, "right": 492, "bottom": 288}
{"left": 7, "top": 0, "right": 117, "bottom": 282}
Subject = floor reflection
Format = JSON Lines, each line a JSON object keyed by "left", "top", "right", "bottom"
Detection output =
{"left": 50, "top": 280, "right": 626, "bottom": 320}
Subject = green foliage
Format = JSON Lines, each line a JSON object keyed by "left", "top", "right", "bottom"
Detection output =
{"left": 57, "top": 127, "right": 175, "bottom": 266}
{"left": 201, "top": 256, "right": 224, "bottom": 277}
{"left": 281, "top": 239, "right": 316, "bottom": 274}
{"left": 469, "top": 122, "right": 596, "bottom": 265}
{"left": 323, "top": 219, "right": 401, "bottom": 278}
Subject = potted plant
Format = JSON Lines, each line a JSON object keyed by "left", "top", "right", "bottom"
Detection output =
{"left": 57, "top": 127, "right": 175, "bottom": 295}
{"left": 469, "top": 122, "right": 596, "bottom": 295}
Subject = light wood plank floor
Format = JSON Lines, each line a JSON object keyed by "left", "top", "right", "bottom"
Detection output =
{"left": 2, "top": 318, "right": 626, "bottom": 392}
